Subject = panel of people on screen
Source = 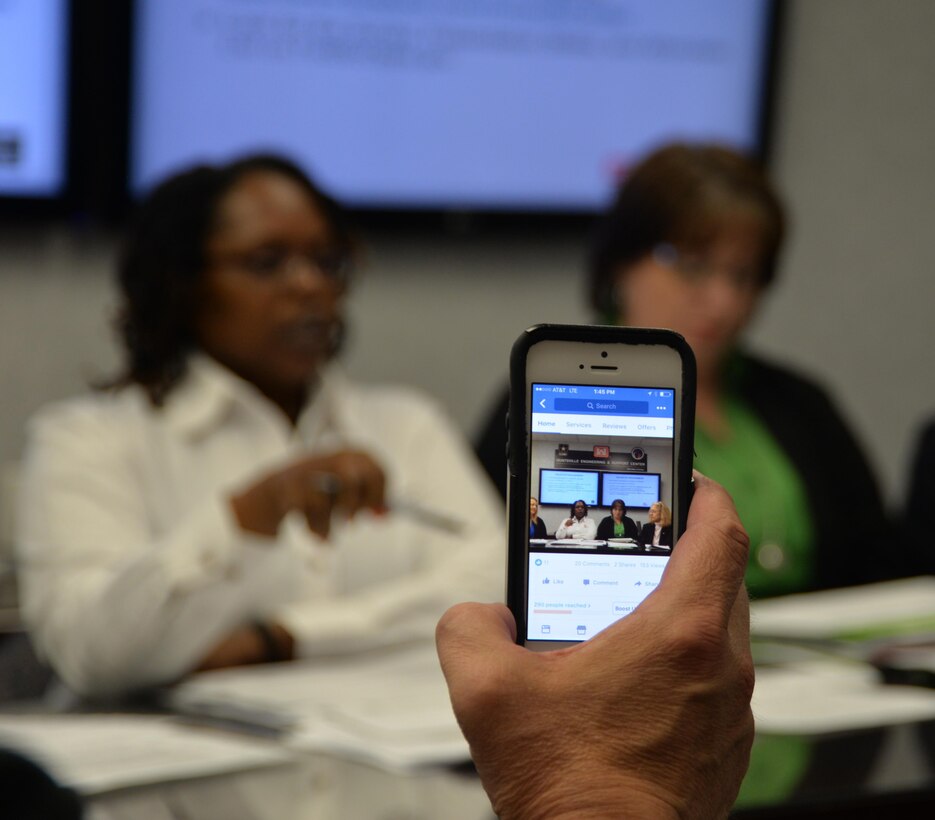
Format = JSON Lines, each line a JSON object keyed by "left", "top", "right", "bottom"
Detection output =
{"left": 530, "top": 497, "right": 672, "bottom": 547}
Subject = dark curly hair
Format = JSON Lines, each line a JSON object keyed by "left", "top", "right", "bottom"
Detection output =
{"left": 569, "top": 499, "right": 589, "bottom": 518}
{"left": 109, "top": 154, "right": 357, "bottom": 405}
{"left": 588, "top": 143, "right": 785, "bottom": 322}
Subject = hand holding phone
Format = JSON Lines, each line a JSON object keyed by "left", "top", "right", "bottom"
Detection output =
{"left": 507, "top": 324, "right": 696, "bottom": 648}
{"left": 438, "top": 474, "right": 752, "bottom": 819}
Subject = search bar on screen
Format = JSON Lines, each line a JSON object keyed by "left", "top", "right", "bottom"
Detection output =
{"left": 552, "top": 399, "right": 649, "bottom": 415}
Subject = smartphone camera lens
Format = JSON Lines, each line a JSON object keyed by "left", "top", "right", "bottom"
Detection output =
{"left": 601, "top": 351, "right": 608, "bottom": 358}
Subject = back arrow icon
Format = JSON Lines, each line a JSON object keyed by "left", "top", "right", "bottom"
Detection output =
{"left": 539, "top": 399, "right": 547, "bottom": 409}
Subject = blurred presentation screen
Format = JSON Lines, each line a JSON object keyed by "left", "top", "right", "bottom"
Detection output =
{"left": 131, "top": 0, "right": 775, "bottom": 210}
{"left": 0, "top": 0, "right": 69, "bottom": 198}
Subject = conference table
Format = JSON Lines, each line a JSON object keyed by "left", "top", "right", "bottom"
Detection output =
{"left": 4, "top": 578, "right": 935, "bottom": 819}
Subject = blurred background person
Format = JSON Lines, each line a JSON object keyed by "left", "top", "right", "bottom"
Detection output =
{"left": 15, "top": 154, "right": 503, "bottom": 699}
{"left": 555, "top": 500, "right": 597, "bottom": 540}
{"left": 595, "top": 498, "right": 638, "bottom": 541}
{"left": 528, "top": 497, "right": 547, "bottom": 539}
{"left": 640, "top": 501, "right": 673, "bottom": 548}
{"left": 477, "top": 143, "right": 889, "bottom": 598}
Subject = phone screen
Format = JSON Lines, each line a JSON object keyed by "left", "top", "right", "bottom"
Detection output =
{"left": 525, "top": 381, "right": 676, "bottom": 643}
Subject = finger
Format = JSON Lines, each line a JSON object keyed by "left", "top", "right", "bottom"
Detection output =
{"left": 649, "top": 472, "right": 750, "bottom": 626}
{"left": 306, "top": 469, "right": 341, "bottom": 497}
{"left": 357, "top": 456, "right": 386, "bottom": 513}
{"left": 338, "top": 453, "right": 384, "bottom": 516}
{"left": 330, "top": 453, "right": 378, "bottom": 518}
{"left": 337, "top": 469, "right": 363, "bottom": 518}
{"left": 279, "top": 468, "right": 316, "bottom": 519}
{"left": 436, "top": 603, "right": 519, "bottom": 693}
{"left": 303, "top": 491, "right": 333, "bottom": 539}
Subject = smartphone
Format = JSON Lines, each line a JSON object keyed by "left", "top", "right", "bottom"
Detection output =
{"left": 507, "top": 324, "right": 696, "bottom": 649}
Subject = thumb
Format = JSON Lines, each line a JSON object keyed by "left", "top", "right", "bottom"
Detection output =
{"left": 649, "top": 472, "right": 749, "bottom": 628}
{"left": 436, "top": 603, "right": 520, "bottom": 710}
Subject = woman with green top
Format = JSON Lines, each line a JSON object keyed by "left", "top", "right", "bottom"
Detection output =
{"left": 477, "top": 143, "right": 889, "bottom": 598}
{"left": 596, "top": 499, "right": 639, "bottom": 541}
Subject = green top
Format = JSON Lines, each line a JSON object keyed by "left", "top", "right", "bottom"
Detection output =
{"left": 694, "top": 394, "right": 815, "bottom": 598}
{"left": 613, "top": 521, "right": 626, "bottom": 537}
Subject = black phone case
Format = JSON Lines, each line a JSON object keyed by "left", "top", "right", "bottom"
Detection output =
{"left": 506, "top": 324, "right": 697, "bottom": 643}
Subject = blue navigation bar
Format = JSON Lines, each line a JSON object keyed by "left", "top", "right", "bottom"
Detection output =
{"left": 533, "top": 384, "right": 673, "bottom": 420}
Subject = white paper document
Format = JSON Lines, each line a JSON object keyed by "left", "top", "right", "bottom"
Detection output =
{"left": 170, "top": 643, "right": 469, "bottom": 772}
{"left": 752, "top": 659, "right": 935, "bottom": 735}
{"left": 751, "top": 576, "right": 935, "bottom": 641}
{"left": 0, "top": 713, "right": 292, "bottom": 795}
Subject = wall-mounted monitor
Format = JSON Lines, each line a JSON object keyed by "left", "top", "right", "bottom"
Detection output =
{"left": 129, "top": 0, "right": 777, "bottom": 209}
{"left": 0, "top": 0, "right": 70, "bottom": 198}
{"left": 539, "top": 468, "right": 661, "bottom": 509}
{"left": 539, "top": 469, "right": 600, "bottom": 507}
{"left": 600, "top": 472, "right": 660, "bottom": 509}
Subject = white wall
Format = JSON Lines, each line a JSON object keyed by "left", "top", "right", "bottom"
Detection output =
{"left": 2, "top": 0, "right": 934, "bottom": 509}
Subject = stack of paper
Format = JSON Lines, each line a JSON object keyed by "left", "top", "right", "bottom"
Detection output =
{"left": 750, "top": 577, "right": 935, "bottom": 735}
{"left": 753, "top": 660, "right": 935, "bottom": 735}
{"left": 751, "top": 576, "right": 935, "bottom": 642}
{"left": 170, "top": 643, "right": 470, "bottom": 772}
{"left": 0, "top": 713, "right": 292, "bottom": 795}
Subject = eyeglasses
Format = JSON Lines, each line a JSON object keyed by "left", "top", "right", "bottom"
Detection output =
{"left": 214, "top": 246, "right": 352, "bottom": 285}
{"left": 652, "top": 243, "right": 762, "bottom": 294}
